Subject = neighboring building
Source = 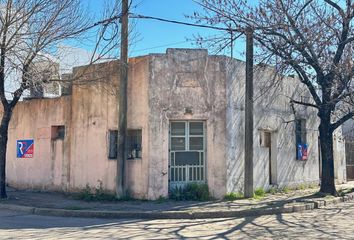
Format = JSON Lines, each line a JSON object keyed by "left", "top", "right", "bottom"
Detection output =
{"left": 4, "top": 49, "right": 346, "bottom": 199}
{"left": 28, "top": 60, "right": 62, "bottom": 98}
{"left": 343, "top": 120, "right": 354, "bottom": 180}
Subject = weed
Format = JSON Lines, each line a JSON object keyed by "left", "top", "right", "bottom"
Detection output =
{"left": 268, "top": 187, "right": 278, "bottom": 195}
{"left": 169, "top": 186, "right": 184, "bottom": 201}
{"left": 117, "top": 194, "right": 134, "bottom": 201}
{"left": 76, "top": 184, "right": 94, "bottom": 201}
{"left": 75, "top": 181, "right": 117, "bottom": 201}
{"left": 169, "top": 183, "right": 210, "bottom": 201}
{"left": 185, "top": 183, "right": 210, "bottom": 201}
{"left": 224, "top": 192, "right": 244, "bottom": 201}
{"left": 338, "top": 190, "right": 345, "bottom": 197}
{"left": 155, "top": 195, "right": 168, "bottom": 204}
{"left": 337, "top": 188, "right": 353, "bottom": 197}
{"left": 281, "top": 186, "right": 290, "bottom": 194}
{"left": 308, "top": 183, "right": 319, "bottom": 189}
{"left": 296, "top": 184, "right": 306, "bottom": 190}
{"left": 254, "top": 188, "right": 265, "bottom": 199}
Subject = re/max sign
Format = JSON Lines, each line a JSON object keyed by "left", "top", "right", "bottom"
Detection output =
{"left": 17, "top": 140, "right": 34, "bottom": 158}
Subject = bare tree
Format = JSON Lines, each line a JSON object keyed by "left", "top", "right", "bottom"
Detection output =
{"left": 0, "top": 0, "right": 93, "bottom": 199}
{"left": 193, "top": 0, "right": 354, "bottom": 195}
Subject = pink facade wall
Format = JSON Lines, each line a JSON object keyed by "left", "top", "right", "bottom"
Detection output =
{"left": 6, "top": 59, "right": 150, "bottom": 195}
{"left": 6, "top": 97, "right": 71, "bottom": 190}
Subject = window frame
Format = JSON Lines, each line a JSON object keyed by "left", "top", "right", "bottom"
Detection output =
{"left": 170, "top": 121, "right": 205, "bottom": 152}
{"left": 51, "top": 125, "right": 65, "bottom": 140}
{"left": 295, "top": 119, "right": 307, "bottom": 160}
{"left": 108, "top": 129, "right": 118, "bottom": 160}
{"left": 126, "top": 129, "right": 142, "bottom": 160}
{"left": 295, "top": 119, "right": 307, "bottom": 145}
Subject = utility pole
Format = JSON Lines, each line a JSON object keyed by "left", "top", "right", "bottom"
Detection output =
{"left": 244, "top": 27, "right": 254, "bottom": 198}
{"left": 116, "top": 0, "right": 128, "bottom": 198}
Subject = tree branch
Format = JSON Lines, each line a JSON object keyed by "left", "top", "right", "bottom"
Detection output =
{"left": 324, "top": 0, "right": 345, "bottom": 17}
{"left": 290, "top": 99, "right": 319, "bottom": 109}
{"left": 331, "top": 111, "right": 354, "bottom": 131}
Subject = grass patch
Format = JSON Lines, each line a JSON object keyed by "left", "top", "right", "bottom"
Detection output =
{"left": 281, "top": 186, "right": 290, "bottom": 194}
{"left": 75, "top": 181, "right": 117, "bottom": 202}
{"left": 337, "top": 188, "right": 354, "bottom": 197}
{"left": 268, "top": 187, "right": 278, "bottom": 195}
{"left": 267, "top": 186, "right": 295, "bottom": 195}
{"left": 155, "top": 195, "right": 168, "bottom": 204}
{"left": 253, "top": 188, "right": 266, "bottom": 199}
{"left": 224, "top": 192, "right": 244, "bottom": 201}
{"left": 169, "top": 183, "right": 210, "bottom": 201}
{"left": 296, "top": 184, "right": 306, "bottom": 190}
{"left": 308, "top": 183, "right": 319, "bottom": 189}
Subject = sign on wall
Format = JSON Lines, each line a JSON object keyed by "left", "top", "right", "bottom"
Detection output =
{"left": 17, "top": 139, "right": 34, "bottom": 158}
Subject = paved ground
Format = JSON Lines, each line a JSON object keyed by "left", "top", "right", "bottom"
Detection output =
{"left": 1, "top": 182, "right": 354, "bottom": 220}
{"left": 1, "top": 201, "right": 354, "bottom": 239}
{"left": 3, "top": 183, "right": 352, "bottom": 213}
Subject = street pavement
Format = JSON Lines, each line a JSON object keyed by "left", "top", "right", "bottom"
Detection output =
{"left": 1, "top": 201, "right": 354, "bottom": 239}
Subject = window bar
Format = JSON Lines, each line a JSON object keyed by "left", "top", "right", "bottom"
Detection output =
{"left": 199, "top": 152, "right": 202, "bottom": 181}
{"left": 179, "top": 167, "right": 182, "bottom": 182}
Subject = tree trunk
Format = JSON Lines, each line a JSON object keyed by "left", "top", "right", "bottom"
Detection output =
{"left": 0, "top": 109, "right": 12, "bottom": 199}
{"left": 319, "top": 114, "right": 337, "bottom": 195}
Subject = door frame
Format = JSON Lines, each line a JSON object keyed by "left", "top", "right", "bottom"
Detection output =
{"left": 168, "top": 120, "right": 207, "bottom": 190}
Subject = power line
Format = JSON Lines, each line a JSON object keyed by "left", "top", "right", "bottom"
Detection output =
{"left": 72, "top": 6, "right": 248, "bottom": 38}
{"left": 76, "top": 12, "right": 244, "bottom": 37}
{"left": 70, "top": 11, "right": 245, "bottom": 59}
{"left": 129, "top": 13, "right": 244, "bottom": 58}
{"left": 129, "top": 13, "right": 244, "bottom": 33}
{"left": 71, "top": 14, "right": 122, "bottom": 36}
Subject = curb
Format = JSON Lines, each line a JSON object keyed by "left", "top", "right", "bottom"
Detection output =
{"left": 312, "top": 192, "right": 354, "bottom": 208}
{"left": 1, "top": 192, "right": 354, "bottom": 219}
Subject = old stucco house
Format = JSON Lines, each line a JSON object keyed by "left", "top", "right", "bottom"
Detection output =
{"left": 4, "top": 49, "right": 346, "bottom": 199}
{"left": 343, "top": 120, "right": 354, "bottom": 180}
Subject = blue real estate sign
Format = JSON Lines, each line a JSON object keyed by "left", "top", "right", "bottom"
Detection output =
{"left": 297, "top": 143, "right": 308, "bottom": 161}
{"left": 17, "top": 139, "right": 34, "bottom": 158}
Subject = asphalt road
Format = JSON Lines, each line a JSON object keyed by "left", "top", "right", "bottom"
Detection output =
{"left": 1, "top": 201, "right": 354, "bottom": 239}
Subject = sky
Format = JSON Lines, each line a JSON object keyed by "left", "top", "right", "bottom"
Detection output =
{"left": 80, "top": 0, "right": 245, "bottom": 58}
{"left": 6, "top": 0, "right": 247, "bottom": 98}
{"left": 10, "top": 0, "right": 237, "bottom": 98}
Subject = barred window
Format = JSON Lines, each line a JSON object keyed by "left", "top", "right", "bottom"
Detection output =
{"left": 295, "top": 119, "right": 307, "bottom": 145}
{"left": 108, "top": 130, "right": 118, "bottom": 159}
{"left": 127, "top": 129, "right": 142, "bottom": 159}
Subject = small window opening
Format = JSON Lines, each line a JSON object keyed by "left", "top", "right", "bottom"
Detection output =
{"left": 260, "top": 131, "right": 271, "bottom": 148}
{"left": 295, "top": 119, "right": 307, "bottom": 145}
{"left": 295, "top": 119, "right": 307, "bottom": 160}
{"left": 51, "top": 125, "right": 65, "bottom": 140}
{"left": 127, "top": 129, "right": 142, "bottom": 159}
{"left": 108, "top": 130, "right": 118, "bottom": 159}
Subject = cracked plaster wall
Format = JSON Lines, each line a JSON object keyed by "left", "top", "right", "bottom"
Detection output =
{"left": 146, "top": 49, "right": 227, "bottom": 199}
{"left": 226, "top": 59, "right": 346, "bottom": 193}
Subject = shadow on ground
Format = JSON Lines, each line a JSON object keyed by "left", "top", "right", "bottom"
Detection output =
{"left": 1, "top": 202, "right": 353, "bottom": 239}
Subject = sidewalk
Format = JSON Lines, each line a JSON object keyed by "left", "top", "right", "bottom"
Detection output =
{"left": 1, "top": 182, "right": 354, "bottom": 219}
